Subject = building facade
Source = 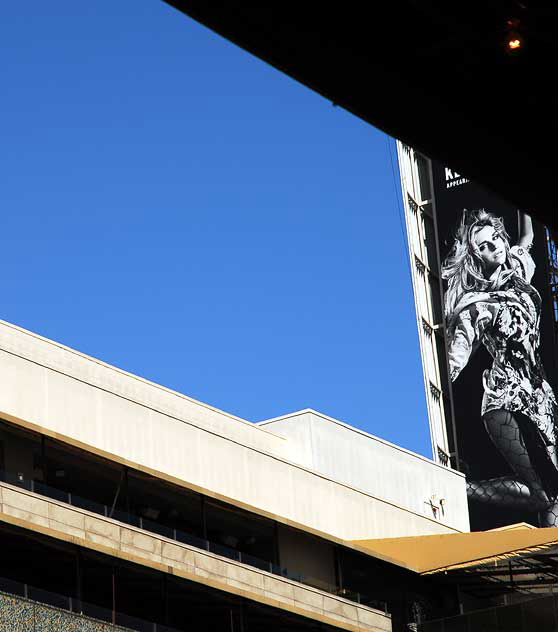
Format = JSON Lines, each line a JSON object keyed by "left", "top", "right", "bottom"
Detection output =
{"left": 0, "top": 319, "right": 472, "bottom": 631}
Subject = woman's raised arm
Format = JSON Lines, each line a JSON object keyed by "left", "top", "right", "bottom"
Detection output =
{"left": 518, "top": 211, "right": 534, "bottom": 250}
{"left": 448, "top": 310, "right": 478, "bottom": 382}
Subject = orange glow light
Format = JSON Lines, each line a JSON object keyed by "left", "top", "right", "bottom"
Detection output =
{"left": 508, "top": 38, "right": 521, "bottom": 50}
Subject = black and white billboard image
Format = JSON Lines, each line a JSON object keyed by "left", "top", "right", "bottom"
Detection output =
{"left": 425, "top": 160, "right": 558, "bottom": 529}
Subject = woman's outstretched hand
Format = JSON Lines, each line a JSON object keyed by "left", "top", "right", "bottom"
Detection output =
{"left": 518, "top": 211, "right": 534, "bottom": 250}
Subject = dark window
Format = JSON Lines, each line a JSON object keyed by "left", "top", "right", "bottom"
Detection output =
{"left": 0, "top": 419, "right": 41, "bottom": 485}
{"left": 428, "top": 273, "right": 443, "bottom": 325}
{"left": 205, "top": 499, "right": 276, "bottom": 564}
{"left": 423, "top": 212, "right": 439, "bottom": 272}
{"left": 128, "top": 470, "right": 204, "bottom": 539}
{"left": 44, "top": 438, "right": 122, "bottom": 508}
{"left": 416, "top": 153, "right": 432, "bottom": 201}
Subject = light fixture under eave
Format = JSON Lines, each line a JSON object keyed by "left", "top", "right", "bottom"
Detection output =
{"left": 504, "top": 31, "right": 525, "bottom": 55}
{"left": 504, "top": 17, "right": 524, "bottom": 54}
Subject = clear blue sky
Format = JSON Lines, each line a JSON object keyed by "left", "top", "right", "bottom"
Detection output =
{"left": 2, "top": 1, "right": 431, "bottom": 456}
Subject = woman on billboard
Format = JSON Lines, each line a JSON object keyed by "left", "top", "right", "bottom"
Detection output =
{"left": 443, "top": 209, "right": 558, "bottom": 526}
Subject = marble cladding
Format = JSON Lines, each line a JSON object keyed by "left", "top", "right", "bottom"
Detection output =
{"left": 0, "top": 482, "right": 392, "bottom": 632}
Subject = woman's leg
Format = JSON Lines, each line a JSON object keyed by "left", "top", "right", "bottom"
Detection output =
{"left": 539, "top": 444, "right": 558, "bottom": 527}
{"left": 467, "top": 410, "right": 550, "bottom": 511}
{"left": 467, "top": 476, "right": 536, "bottom": 508}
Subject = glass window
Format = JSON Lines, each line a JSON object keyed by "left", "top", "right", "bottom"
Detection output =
{"left": 128, "top": 470, "right": 204, "bottom": 538}
{"left": 43, "top": 438, "right": 122, "bottom": 509}
{"left": 423, "top": 212, "right": 439, "bottom": 272}
{"left": 0, "top": 418, "right": 41, "bottom": 486}
{"left": 416, "top": 153, "right": 432, "bottom": 201}
{"left": 245, "top": 601, "right": 324, "bottom": 632}
{"left": 0, "top": 522, "right": 76, "bottom": 598}
{"left": 167, "top": 576, "right": 241, "bottom": 631}
{"left": 205, "top": 499, "right": 276, "bottom": 563}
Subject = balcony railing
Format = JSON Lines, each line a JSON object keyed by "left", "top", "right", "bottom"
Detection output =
{"left": 0, "top": 470, "right": 387, "bottom": 614}
{"left": 0, "top": 577, "right": 181, "bottom": 632}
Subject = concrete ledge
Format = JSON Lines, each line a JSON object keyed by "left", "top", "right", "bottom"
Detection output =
{"left": 0, "top": 320, "right": 286, "bottom": 457}
{"left": 0, "top": 321, "right": 465, "bottom": 541}
{"left": 0, "top": 482, "right": 391, "bottom": 632}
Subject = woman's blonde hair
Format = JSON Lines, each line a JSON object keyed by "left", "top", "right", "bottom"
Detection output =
{"left": 441, "top": 209, "right": 513, "bottom": 321}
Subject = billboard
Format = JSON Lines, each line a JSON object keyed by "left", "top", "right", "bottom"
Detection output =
{"left": 417, "top": 158, "right": 558, "bottom": 530}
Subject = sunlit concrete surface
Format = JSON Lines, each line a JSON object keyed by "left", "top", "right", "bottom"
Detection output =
{"left": 260, "top": 410, "right": 468, "bottom": 532}
{"left": 0, "top": 481, "right": 391, "bottom": 632}
{"left": 0, "top": 320, "right": 467, "bottom": 540}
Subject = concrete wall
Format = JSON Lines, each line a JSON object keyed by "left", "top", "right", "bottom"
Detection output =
{"left": 259, "top": 411, "right": 469, "bottom": 531}
{"left": 0, "top": 481, "right": 391, "bottom": 632}
{"left": 0, "top": 320, "right": 467, "bottom": 539}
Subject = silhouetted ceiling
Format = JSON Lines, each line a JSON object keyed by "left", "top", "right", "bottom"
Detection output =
{"left": 165, "top": 2, "right": 558, "bottom": 228}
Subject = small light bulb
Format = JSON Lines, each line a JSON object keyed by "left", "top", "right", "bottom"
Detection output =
{"left": 508, "top": 38, "right": 522, "bottom": 50}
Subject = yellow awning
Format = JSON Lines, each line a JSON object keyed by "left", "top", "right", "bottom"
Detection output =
{"left": 350, "top": 525, "right": 558, "bottom": 575}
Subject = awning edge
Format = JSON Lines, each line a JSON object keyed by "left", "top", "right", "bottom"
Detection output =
{"left": 421, "top": 540, "right": 558, "bottom": 575}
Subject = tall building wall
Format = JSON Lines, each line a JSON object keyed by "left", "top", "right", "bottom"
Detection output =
{"left": 396, "top": 143, "right": 451, "bottom": 466}
{"left": 260, "top": 410, "right": 468, "bottom": 533}
{"left": 0, "top": 320, "right": 467, "bottom": 540}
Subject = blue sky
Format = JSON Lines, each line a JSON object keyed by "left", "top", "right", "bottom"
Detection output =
{"left": 2, "top": 1, "right": 431, "bottom": 456}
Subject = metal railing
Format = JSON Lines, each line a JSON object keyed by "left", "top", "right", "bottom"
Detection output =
{"left": 0, "top": 470, "right": 387, "bottom": 614}
{"left": 0, "top": 576, "right": 180, "bottom": 632}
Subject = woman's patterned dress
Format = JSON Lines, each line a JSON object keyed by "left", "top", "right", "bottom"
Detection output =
{"left": 448, "top": 245, "right": 558, "bottom": 446}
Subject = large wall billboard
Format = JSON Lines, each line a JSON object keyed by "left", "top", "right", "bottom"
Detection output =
{"left": 431, "top": 161, "right": 558, "bottom": 530}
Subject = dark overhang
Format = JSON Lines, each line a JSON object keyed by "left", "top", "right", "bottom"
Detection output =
{"left": 165, "top": 2, "right": 558, "bottom": 228}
